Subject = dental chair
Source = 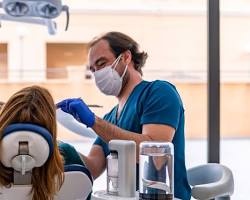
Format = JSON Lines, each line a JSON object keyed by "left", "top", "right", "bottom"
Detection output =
{"left": 0, "top": 123, "right": 93, "bottom": 200}
{"left": 187, "top": 163, "right": 234, "bottom": 200}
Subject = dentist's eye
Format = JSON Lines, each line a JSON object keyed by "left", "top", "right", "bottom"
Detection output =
{"left": 96, "top": 62, "right": 109, "bottom": 71}
{"left": 96, "top": 60, "right": 105, "bottom": 67}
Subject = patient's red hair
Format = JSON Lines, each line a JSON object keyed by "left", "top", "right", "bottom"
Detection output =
{"left": 0, "top": 86, "right": 64, "bottom": 200}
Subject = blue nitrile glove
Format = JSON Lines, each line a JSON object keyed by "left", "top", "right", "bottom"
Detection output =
{"left": 56, "top": 98, "right": 95, "bottom": 127}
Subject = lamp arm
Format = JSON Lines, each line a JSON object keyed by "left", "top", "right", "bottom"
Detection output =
{"left": 44, "top": 18, "right": 56, "bottom": 34}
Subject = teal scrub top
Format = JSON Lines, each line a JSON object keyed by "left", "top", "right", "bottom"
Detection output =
{"left": 94, "top": 80, "right": 191, "bottom": 200}
{"left": 58, "top": 142, "right": 85, "bottom": 166}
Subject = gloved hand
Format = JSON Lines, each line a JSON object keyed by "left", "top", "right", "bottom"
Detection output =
{"left": 56, "top": 98, "right": 95, "bottom": 127}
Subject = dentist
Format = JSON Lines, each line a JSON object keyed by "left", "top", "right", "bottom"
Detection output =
{"left": 57, "top": 32, "right": 191, "bottom": 200}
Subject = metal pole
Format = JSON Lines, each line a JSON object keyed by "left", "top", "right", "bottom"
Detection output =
{"left": 207, "top": 0, "right": 220, "bottom": 163}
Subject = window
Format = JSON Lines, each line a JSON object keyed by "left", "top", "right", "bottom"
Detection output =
{"left": 0, "top": 43, "right": 8, "bottom": 79}
{"left": 46, "top": 43, "right": 88, "bottom": 79}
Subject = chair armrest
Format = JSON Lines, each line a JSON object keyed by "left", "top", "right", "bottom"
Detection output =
{"left": 191, "top": 167, "right": 234, "bottom": 199}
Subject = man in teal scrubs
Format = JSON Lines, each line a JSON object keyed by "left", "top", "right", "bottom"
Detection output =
{"left": 57, "top": 32, "right": 191, "bottom": 200}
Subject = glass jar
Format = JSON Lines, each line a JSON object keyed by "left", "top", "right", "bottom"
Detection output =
{"left": 139, "top": 142, "right": 174, "bottom": 200}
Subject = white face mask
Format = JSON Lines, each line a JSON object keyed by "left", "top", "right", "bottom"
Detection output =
{"left": 93, "top": 55, "right": 128, "bottom": 96}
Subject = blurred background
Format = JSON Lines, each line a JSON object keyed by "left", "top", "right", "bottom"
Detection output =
{"left": 1, "top": 0, "right": 250, "bottom": 199}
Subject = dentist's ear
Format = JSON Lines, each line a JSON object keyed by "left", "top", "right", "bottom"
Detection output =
{"left": 122, "top": 50, "right": 132, "bottom": 65}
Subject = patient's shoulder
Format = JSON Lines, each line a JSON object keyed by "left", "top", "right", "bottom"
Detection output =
{"left": 58, "top": 142, "right": 84, "bottom": 166}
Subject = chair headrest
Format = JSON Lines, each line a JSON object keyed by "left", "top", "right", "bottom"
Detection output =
{"left": 0, "top": 123, "right": 53, "bottom": 173}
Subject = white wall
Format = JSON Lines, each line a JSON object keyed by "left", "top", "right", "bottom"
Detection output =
{"left": 1, "top": 7, "right": 250, "bottom": 82}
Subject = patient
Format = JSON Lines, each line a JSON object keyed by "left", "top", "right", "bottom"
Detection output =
{"left": 0, "top": 86, "right": 87, "bottom": 200}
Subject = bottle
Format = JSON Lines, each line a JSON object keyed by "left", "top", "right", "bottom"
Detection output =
{"left": 107, "top": 151, "right": 118, "bottom": 195}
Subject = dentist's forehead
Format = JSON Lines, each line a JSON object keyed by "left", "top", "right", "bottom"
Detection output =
{"left": 88, "top": 39, "right": 115, "bottom": 66}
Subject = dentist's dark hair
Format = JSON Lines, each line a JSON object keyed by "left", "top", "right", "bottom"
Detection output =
{"left": 0, "top": 101, "right": 4, "bottom": 110}
{"left": 89, "top": 31, "right": 148, "bottom": 75}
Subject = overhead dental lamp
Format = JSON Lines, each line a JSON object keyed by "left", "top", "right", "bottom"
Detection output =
{"left": 0, "top": 0, "right": 69, "bottom": 34}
